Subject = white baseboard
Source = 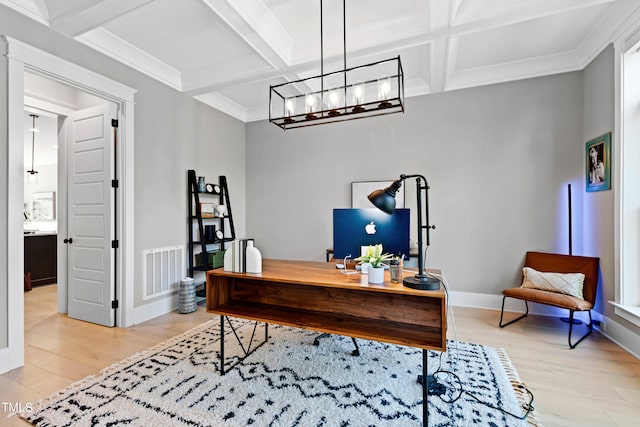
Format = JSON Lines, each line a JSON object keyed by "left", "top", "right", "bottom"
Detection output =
{"left": 0, "top": 348, "right": 9, "bottom": 375}
{"left": 450, "top": 290, "right": 640, "bottom": 359}
{"left": 131, "top": 294, "right": 178, "bottom": 325}
{"left": 591, "top": 313, "right": 640, "bottom": 359}
{"left": 0, "top": 345, "right": 23, "bottom": 375}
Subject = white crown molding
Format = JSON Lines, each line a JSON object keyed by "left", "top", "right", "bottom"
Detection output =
{"left": 245, "top": 105, "right": 269, "bottom": 123}
{"left": 0, "top": 0, "right": 49, "bottom": 25}
{"left": 75, "top": 27, "right": 182, "bottom": 91}
{"left": 575, "top": 0, "right": 640, "bottom": 69}
{"left": 182, "top": 56, "right": 273, "bottom": 96}
{"left": 405, "top": 77, "right": 431, "bottom": 98}
{"left": 195, "top": 92, "right": 247, "bottom": 123}
{"left": 446, "top": 45, "right": 585, "bottom": 92}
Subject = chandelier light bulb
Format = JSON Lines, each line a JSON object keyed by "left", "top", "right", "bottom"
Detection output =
{"left": 306, "top": 93, "right": 317, "bottom": 113}
{"left": 285, "top": 97, "right": 296, "bottom": 117}
{"left": 378, "top": 76, "right": 391, "bottom": 100}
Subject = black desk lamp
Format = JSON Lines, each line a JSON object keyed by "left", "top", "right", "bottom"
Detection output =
{"left": 368, "top": 174, "right": 440, "bottom": 290}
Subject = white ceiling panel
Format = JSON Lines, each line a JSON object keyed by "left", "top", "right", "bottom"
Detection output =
{"left": 4, "top": 0, "right": 639, "bottom": 123}
{"left": 102, "top": 0, "right": 259, "bottom": 72}
{"left": 455, "top": 4, "right": 611, "bottom": 71}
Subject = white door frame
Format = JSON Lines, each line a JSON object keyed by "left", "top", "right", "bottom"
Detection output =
{"left": 2, "top": 36, "right": 136, "bottom": 371}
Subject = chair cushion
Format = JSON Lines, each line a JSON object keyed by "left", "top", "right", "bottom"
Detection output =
{"left": 521, "top": 267, "right": 585, "bottom": 300}
{"left": 503, "top": 287, "right": 593, "bottom": 311}
{"left": 524, "top": 252, "right": 599, "bottom": 305}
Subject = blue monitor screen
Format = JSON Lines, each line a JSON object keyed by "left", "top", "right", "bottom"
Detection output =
{"left": 333, "top": 208, "right": 410, "bottom": 260}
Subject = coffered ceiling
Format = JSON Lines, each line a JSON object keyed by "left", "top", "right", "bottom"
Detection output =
{"left": 4, "top": 0, "right": 638, "bottom": 122}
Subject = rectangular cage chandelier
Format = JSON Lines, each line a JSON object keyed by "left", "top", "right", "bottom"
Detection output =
{"left": 269, "top": 0, "right": 404, "bottom": 130}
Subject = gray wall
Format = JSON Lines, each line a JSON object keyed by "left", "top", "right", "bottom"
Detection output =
{"left": 0, "top": 37, "right": 8, "bottom": 348}
{"left": 583, "top": 45, "right": 640, "bottom": 336}
{"left": 246, "top": 72, "right": 584, "bottom": 295}
{"left": 131, "top": 82, "right": 246, "bottom": 306}
{"left": 0, "top": 3, "right": 246, "bottom": 337}
{"left": 582, "top": 45, "right": 615, "bottom": 316}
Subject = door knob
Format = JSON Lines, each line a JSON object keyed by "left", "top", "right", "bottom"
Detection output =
{"left": 63, "top": 238, "right": 73, "bottom": 244}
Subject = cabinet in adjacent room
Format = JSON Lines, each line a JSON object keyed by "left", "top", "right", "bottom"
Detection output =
{"left": 24, "top": 233, "right": 57, "bottom": 286}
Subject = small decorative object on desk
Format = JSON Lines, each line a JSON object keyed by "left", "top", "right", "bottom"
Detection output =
{"left": 245, "top": 240, "right": 262, "bottom": 273}
{"left": 197, "top": 176, "right": 206, "bottom": 193}
{"left": 389, "top": 256, "right": 403, "bottom": 283}
{"left": 224, "top": 239, "right": 262, "bottom": 273}
{"left": 356, "top": 244, "right": 392, "bottom": 284}
{"left": 216, "top": 204, "right": 227, "bottom": 217}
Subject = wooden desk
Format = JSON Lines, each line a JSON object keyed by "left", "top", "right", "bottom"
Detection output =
{"left": 207, "top": 259, "right": 446, "bottom": 426}
{"left": 207, "top": 259, "right": 446, "bottom": 350}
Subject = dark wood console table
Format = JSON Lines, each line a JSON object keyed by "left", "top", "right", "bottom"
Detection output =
{"left": 206, "top": 259, "right": 446, "bottom": 426}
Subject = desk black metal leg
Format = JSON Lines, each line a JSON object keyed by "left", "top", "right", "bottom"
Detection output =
{"left": 220, "top": 315, "right": 225, "bottom": 375}
{"left": 423, "top": 349, "right": 428, "bottom": 427}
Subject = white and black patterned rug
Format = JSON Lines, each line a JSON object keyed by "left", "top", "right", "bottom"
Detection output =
{"left": 19, "top": 318, "right": 539, "bottom": 426}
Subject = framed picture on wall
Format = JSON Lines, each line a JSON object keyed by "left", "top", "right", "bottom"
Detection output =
{"left": 585, "top": 132, "right": 611, "bottom": 192}
{"left": 32, "top": 191, "right": 56, "bottom": 220}
{"left": 351, "top": 181, "right": 405, "bottom": 209}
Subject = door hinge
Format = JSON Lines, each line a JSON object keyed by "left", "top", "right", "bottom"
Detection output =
{"left": 112, "top": 240, "right": 119, "bottom": 249}
{"left": 112, "top": 179, "right": 119, "bottom": 188}
{"left": 111, "top": 119, "right": 119, "bottom": 127}
{"left": 111, "top": 300, "right": 119, "bottom": 309}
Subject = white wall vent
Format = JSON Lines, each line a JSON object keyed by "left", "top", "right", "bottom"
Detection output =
{"left": 142, "top": 246, "right": 184, "bottom": 300}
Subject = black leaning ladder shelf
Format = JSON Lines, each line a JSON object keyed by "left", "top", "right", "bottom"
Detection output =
{"left": 187, "top": 169, "right": 236, "bottom": 282}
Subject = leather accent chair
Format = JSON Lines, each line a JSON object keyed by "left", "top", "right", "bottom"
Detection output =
{"left": 499, "top": 251, "right": 600, "bottom": 349}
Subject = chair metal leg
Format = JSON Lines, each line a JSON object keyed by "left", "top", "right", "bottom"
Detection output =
{"left": 313, "top": 333, "right": 359, "bottom": 356}
{"left": 350, "top": 337, "right": 360, "bottom": 356}
{"left": 568, "top": 310, "right": 593, "bottom": 349}
{"left": 313, "top": 332, "right": 330, "bottom": 346}
{"left": 499, "top": 296, "right": 529, "bottom": 328}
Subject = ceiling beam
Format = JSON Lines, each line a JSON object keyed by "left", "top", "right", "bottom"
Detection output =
{"left": 428, "top": 0, "right": 453, "bottom": 93}
{"left": 200, "top": 0, "right": 293, "bottom": 69}
{"left": 49, "top": 0, "right": 155, "bottom": 37}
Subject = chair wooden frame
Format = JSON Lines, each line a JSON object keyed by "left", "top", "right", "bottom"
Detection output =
{"left": 499, "top": 251, "right": 600, "bottom": 349}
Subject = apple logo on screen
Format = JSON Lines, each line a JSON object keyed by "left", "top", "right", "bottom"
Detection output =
{"left": 365, "top": 221, "right": 376, "bottom": 235}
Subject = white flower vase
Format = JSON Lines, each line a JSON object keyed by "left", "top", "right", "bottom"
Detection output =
{"left": 368, "top": 266, "right": 385, "bottom": 284}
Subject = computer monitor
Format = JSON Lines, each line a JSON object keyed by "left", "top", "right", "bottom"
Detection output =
{"left": 333, "top": 208, "right": 410, "bottom": 260}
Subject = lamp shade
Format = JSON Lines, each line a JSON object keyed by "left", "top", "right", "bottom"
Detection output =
{"left": 367, "top": 179, "right": 403, "bottom": 214}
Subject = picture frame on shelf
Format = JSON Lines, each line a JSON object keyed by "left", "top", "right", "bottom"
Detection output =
{"left": 200, "top": 202, "right": 215, "bottom": 218}
{"left": 585, "top": 132, "right": 611, "bottom": 192}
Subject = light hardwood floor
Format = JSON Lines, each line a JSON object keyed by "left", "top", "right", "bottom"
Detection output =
{"left": 1, "top": 284, "right": 639, "bottom": 426}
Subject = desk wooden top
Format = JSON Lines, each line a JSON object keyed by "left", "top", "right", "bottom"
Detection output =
{"left": 208, "top": 259, "right": 445, "bottom": 299}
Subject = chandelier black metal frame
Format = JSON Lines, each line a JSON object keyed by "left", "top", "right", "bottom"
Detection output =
{"left": 269, "top": 0, "right": 404, "bottom": 130}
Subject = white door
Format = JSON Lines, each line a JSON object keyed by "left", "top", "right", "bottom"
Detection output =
{"left": 66, "top": 104, "right": 117, "bottom": 327}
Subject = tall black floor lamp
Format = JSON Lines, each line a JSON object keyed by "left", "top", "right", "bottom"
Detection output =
{"left": 368, "top": 174, "right": 440, "bottom": 290}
